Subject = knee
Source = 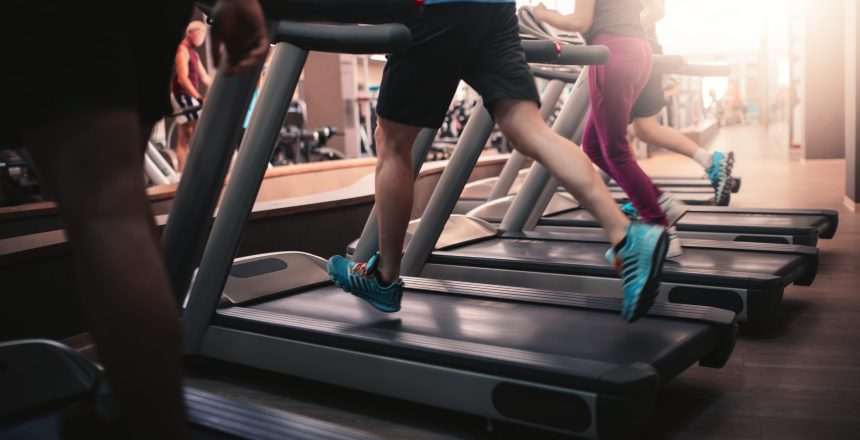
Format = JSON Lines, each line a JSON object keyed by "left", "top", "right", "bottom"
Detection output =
{"left": 604, "top": 143, "right": 636, "bottom": 164}
{"left": 375, "top": 121, "right": 416, "bottom": 163}
{"left": 503, "top": 122, "right": 550, "bottom": 159}
{"left": 375, "top": 120, "right": 410, "bottom": 148}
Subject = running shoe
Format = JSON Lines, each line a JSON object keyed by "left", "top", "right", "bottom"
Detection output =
{"left": 605, "top": 222, "right": 669, "bottom": 323}
{"left": 706, "top": 151, "right": 735, "bottom": 206}
{"left": 327, "top": 253, "right": 402, "bottom": 313}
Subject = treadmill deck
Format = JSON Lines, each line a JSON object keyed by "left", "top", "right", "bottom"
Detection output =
{"left": 215, "top": 281, "right": 731, "bottom": 391}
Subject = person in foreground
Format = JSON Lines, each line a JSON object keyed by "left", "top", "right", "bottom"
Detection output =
{"left": 535, "top": 0, "right": 685, "bottom": 258}
{"left": 328, "top": 0, "right": 669, "bottom": 323}
{"left": 3, "top": 0, "right": 268, "bottom": 438}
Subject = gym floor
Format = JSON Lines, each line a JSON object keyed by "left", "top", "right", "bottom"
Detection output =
{"left": 185, "top": 124, "right": 860, "bottom": 439}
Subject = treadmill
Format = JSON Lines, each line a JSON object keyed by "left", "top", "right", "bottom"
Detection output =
{"left": 345, "top": 40, "right": 818, "bottom": 323}
{"left": 163, "top": 10, "right": 738, "bottom": 439}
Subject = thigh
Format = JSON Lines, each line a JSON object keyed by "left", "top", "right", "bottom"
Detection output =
{"left": 22, "top": 110, "right": 148, "bottom": 227}
{"left": 589, "top": 37, "right": 650, "bottom": 142}
{"left": 376, "top": 4, "right": 492, "bottom": 129}
{"left": 463, "top": 3, "right": 540, "bottom": 114}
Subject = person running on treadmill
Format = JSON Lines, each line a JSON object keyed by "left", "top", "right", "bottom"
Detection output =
{"left": 627, "top": 0, "right": 735, "bottom": 207}
{"left": 3, "top": 1, "right": 268, "bottom": 439}
{"left": 172, "top": 20, "right": 213, "bottom": 172}
{"left": 535, "top": 0, "right": 684, "bottom": 258}
{"left": 328, "top": 0, "right": 669, "bottom": 323}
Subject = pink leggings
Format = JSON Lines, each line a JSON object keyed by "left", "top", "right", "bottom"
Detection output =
{"left": 582, "top": 33, "right": 666, "bottom": 225}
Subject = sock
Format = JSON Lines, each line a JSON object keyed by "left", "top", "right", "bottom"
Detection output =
{"left": 693, "top": 149, "right": 713, "bottom": 169}
{"left": 614, "top": 235, "right": 628, "bottom": 253}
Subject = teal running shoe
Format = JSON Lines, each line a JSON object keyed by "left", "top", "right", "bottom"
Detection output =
{"left": 605, "top": 223, "right": 669, "bottom": 323}
{"left": 706, "top": 151, "right": 735, "bottom": 206}
{"left": 327, "top": 252, "right": 403, "bottom": 313}
{"left": 620, "top": 202, "right": 639, "bottom": 220}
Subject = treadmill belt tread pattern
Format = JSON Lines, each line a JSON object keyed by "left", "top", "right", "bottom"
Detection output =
{"left": 214, "top": 278, "right": 735, "bottom": 393}
{"left": 432, "top": 236, "right": 814, "bottom": 289}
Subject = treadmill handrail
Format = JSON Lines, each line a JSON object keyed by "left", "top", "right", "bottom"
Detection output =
{"left": 198, "top": 0, "right": 420, "bottom": 24}
{"left": 679, "top": 63, "right": 732, "bottom": 77}
{"left": 521, "top": 41, "right": 610, "bottom": 65}
{"left": 651, "top": 54, "right": 685, "bottom": 75}
{"left": 275, "top": 22, "right": 411, "bottom": 54}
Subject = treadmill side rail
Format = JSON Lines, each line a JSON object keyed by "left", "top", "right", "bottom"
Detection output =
{"left": 201, "top": 324, "right": 613, "bottom": 438}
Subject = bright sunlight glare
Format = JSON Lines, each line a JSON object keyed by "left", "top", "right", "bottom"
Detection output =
{"left": 517, "top": 0, "right": 793, "bottom": 56}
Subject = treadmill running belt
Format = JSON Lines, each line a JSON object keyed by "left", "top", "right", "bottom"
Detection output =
{"left": 545, "top": 209, "right": 830, "bottom": 235}
{"left": 434, "top": 238, "right": 809, "bottom": 288}
{"left": 682, "top": 212, "right": 829, "bottom": 231}
{"left": 220, "top": 285, "right": 721, "bottom": 391}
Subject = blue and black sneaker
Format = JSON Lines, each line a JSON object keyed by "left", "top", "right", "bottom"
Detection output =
{"left": 327, "top": 252, "right": 403, "bottom": 313}
{"left": 706, "top": 151, "right": 735, "bottom": 206}
{"left": 605, "top": 223, "right": 669, "bottom": 323}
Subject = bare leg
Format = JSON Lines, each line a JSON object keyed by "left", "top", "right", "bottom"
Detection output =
{"left": 24, "top": 110, "right": 189, "bottom": 440}
{"left": 175, "top": 121, "right": 196, "bottom": 172}
{"left": 631, "top": 115, "right": 704, "bottom": 161}
{"left": 492, "top": 99, "right": 629, "bottom": 246}
{"left": 374, "top": 117, "right": 422, "bottom": 284}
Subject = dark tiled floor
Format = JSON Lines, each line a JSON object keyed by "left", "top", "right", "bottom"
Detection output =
{"left": 188, "top": 124, "right": 860, "bottom": 439}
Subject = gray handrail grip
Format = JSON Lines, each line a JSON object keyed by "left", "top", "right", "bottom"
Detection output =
{"left": 556, "top": 45, "right": 610, "bottom": 66}
{"left": 679, "top": 64, "right": 732, "bottom": 77}
{"left": 275, "top": 22, "right": 411, "bottom": 53}
{"left": 651, "top": 54, "right": 685, "bottom": 75}
{"left": 521, "top": 41, "right": 611, "bottom": 66}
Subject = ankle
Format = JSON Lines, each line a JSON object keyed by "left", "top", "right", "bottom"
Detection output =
{"left": 376, "top": 263, "right": 400, "bottom": 286}
{"left": 608, "top": 224, "right": 629, "bottom": 249}
{"left": 692, "top": 148, "right": 712, "bottom": 169}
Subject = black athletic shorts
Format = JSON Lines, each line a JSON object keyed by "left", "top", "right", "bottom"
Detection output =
{"left": 630, "top": 40, "right": 667, "bottom": 120}
{"left": 376, "top": 3, "right": 540, "bottom": 129}
{"left": 2, "top": 1, "right": 194, "bottom": 146}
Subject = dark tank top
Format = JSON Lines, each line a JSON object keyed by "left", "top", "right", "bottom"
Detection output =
{"left": 585, "top": 0, "right": 646, "bottom": 43}
{"left": 171, "top": 40, "right": 201, "bottom": 96}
